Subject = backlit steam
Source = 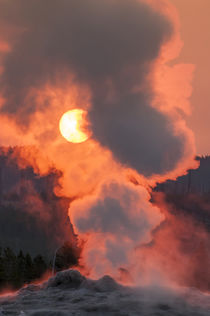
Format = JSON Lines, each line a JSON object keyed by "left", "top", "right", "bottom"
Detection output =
{"left": 69, "top": 179, "right": 164, "bottom": 280}
{"left": 0, "top": 0, "right": 199, "bottom": 287}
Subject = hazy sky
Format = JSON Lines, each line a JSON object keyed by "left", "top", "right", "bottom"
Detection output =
{"left": 171, "top": 0, "right": 210, "bottom": 155}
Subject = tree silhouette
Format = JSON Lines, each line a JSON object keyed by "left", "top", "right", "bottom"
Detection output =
{"left": 33, "top": 255, "right": 47, "bottom": 279}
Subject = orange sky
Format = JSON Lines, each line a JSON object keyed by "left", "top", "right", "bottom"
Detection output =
{"left": 171, "top": 0, "right": 210, "bottom": 155}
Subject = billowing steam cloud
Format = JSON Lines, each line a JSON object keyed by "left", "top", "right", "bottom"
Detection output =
{"left": 0, "top": 0, "right": 198, "bottom": 284}
{"left": 70, "top": 179, "right": 163, "bottom": 278}
{"left": 0, "top": 0, "right": 195, "bottom": 176}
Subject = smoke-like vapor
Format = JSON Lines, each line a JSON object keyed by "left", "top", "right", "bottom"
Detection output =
{"left": 0, "top": 148, "right": 73, "bottom": 257}
{"left": 0, "top": 0, "right": 196, "bottom": 177}
{"left": 135, "top": 191, "right": 210, "bottom": 291}
{"left": 70, "top": 179, "right": 163, "bottom": 279}
{"left": 0, "top": 0, "right": 199, "bottom": 286}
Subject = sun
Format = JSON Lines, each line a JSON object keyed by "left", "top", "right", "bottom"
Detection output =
{"left": 59, "top": 109, "right": 90, "bottom": 143}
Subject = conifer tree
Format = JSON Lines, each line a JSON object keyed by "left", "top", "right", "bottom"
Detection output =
{"left": 33, "top": 255, "right": 47, "bottom": 279}
{"left": 25, "top": 253, "right": 34, "bottom": 282}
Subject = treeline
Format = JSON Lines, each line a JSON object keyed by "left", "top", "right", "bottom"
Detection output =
{"left": 155, "top": 156, "right": 210, "bottom": 195}
{"left": 0, "top": 247, "right": 48, "bottom": 291}
{"left": 0, "top": 242, "right": 79, "bottom": 292}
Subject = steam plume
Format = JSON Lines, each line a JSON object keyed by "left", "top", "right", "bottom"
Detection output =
{"left": 0, "top": 0, "right": 196, "bottom": 177}
{"left": 0, "top": 0, "right": 199, "bottom": 284}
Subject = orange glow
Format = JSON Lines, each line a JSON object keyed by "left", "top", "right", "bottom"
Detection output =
{"left": 59, "top": 109, "right": 90, "bottom": 143}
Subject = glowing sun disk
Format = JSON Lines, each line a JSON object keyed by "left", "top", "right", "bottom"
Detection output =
{"left": 59, "top": 109, "right": 89, "bottom": 143}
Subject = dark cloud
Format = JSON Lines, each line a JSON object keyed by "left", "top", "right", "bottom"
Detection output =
{"left": 0, "top": 0, "right": 188, "bottom": 176}
{"left": 89, "top": 92, "right": 184, "bottom": 176}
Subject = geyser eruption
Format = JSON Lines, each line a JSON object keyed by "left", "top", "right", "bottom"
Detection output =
{"left": 0, "top": 0, "right": 199, "bottom": 290}
{"left": 70, "top": 179, "right": 164, "bottom": 279}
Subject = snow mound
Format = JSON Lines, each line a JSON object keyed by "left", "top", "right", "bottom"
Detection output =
{"left": 46, "top": 269, "right": 85, "bottom": 289}
{"left": 46, "top": 270, "right": 121, "bottom": 293}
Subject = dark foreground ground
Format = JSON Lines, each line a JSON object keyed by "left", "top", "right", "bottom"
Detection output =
{"left": 0, "top": 270, "right": 210, "bottom": 316}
